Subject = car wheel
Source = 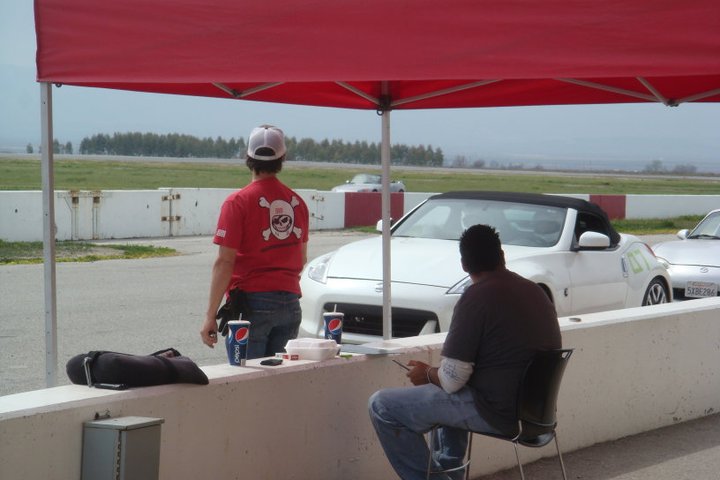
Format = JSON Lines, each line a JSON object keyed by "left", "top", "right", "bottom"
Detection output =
{"left": 642, "top": 277, "right": 669, "bottom": 306}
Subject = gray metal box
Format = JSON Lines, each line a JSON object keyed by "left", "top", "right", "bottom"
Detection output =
{"left": 81, "top": 416, "right": 164, "bottom": 480}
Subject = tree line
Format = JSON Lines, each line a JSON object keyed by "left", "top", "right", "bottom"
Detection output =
{"left": 79, "top": 133, "right": 242, "bottom": 159}
{"left": 643, "top": 159, "right": 698, "bottom": 175}
{"left": 75, "top": 132, "right": 444, "bottom": 166}
{"left": 26, "top": 140, "right": 74, "bottom": 154}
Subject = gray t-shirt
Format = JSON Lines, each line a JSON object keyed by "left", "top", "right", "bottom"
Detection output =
{"left": 441, "top": 268, "right": 561, "bottom": 434}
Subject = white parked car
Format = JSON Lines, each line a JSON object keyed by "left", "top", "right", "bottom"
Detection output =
{"left": 331, "top": 173, "right": 406, "bottom": 193}
{"left": 652, "top": 209, "right": 720, "bottom": 300}
{"left": 300, "top": 191, "right": 671, "bottom": 343}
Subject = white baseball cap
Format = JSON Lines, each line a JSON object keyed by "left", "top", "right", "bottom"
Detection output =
{"left": 247, "top": 125, "right": 286, "bottom": 160}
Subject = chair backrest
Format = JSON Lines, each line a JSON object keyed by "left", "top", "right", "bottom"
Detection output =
{"left": 517, "top": 349, "right": 573, "bottom": 442}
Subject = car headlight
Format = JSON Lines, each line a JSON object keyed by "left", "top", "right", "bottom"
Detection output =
{"left": 306, "top": 253, "right": 334, "bottom": 284}
{"left": 447, "top": 276, "right": 472, "bottom": 295}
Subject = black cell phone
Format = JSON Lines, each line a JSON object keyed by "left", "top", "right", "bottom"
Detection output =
{"left": 260, "top": 358, "right": 283, "bottom": 366}
{"left": 94, "top": 383, "right": 129, "bottom": 390}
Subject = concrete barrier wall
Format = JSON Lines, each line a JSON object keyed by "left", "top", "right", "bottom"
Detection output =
{"left": 2, "top": 298, "right": 720, "bottom": 480}
{"left": 625, "top": 194, "right": 720, "bottom": 219}
{"left": 2, "top": 191, "right": 719, "bottom": 241}
{"left": 0, "top": 189, "right": 420, "bottom": 241}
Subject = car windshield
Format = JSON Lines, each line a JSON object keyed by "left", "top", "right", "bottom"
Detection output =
{"left": 350, "top": 174, "right": 380, "bottom": 184}
{"left": 688, "top": 212, "right": 720, "bottom": 239}
{"left": 392, "top": 198, "right": 566, "bottom": 247}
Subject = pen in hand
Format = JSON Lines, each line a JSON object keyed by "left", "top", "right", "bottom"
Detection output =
{"left": 392, "top": 359, "right": 410, "bottom": 371}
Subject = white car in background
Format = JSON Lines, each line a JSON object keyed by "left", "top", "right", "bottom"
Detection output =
{"left": 652, "top": 209, "right": 720, "bottom": 300}
{"left": 331, "top": 173, "right": 406, "bottom": 193}
{"left": 300, "top": 191, "right": 671, "bottom": 343}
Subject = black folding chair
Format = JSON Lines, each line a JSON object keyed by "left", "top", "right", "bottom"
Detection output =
{"left": 426, "top": 348, "right": 574, "bottom": 480}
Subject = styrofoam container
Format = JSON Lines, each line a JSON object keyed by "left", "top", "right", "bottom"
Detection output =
{"left": 284, "top": 338, "right": 339, "bottom": 361}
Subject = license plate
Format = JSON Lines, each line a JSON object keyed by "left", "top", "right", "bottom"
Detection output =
{"left": 685, "top": 281, "right": 718, "bottom": 298}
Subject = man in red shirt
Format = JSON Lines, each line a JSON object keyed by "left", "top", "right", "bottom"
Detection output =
{"left": 200, "top": 125, "right": 310, "bottom": 359}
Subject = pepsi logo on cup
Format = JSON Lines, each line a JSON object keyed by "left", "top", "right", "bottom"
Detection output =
{"left": 234, "top": 327, "right": 249, "bottom": 345}
{"left": 327, "top": 318, "right": 342, "bottom": 335}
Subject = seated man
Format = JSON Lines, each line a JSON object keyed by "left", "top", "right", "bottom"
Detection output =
{"left": 368, "top": 224, "right": 561, "bottom": 479}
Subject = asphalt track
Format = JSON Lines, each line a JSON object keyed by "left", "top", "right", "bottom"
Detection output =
{"left": 0, "top": 230, "right": 374, "bottom": 396}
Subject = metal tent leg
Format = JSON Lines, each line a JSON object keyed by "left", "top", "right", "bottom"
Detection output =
{"left": 40, "top": 81, "right": 58, "bottom": 388}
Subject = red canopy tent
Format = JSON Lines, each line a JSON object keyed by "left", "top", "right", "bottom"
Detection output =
{"left": 34, "top": 0, "right": 720, "bottom": 384}
{"left": 36, "top": 0, "right": 720, "bottom": 107}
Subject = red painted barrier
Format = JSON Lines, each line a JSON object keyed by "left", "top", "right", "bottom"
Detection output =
{"left": 344, "top": 192, "right": 405, "bottom": 227}
{"left": 590, "top": 194, "right": 626, "bottom": 220}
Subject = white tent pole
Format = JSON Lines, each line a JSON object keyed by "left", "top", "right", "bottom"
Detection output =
{"left": 380, "top": 98, "right": 392, "bottom": 340}
{"left": 40, "top": 82, "right": 58, "bottom": 387}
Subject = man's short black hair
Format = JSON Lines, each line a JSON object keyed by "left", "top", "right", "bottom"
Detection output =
{"left": 459, "top": 224, "right": 505, "bottom": 274}
{"left": 246, "top": 156, "right": 284, "bottom": 174}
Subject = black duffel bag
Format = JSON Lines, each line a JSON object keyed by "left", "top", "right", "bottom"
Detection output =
{"left": 66, "top": 348, "right": 208, "bottom": 389}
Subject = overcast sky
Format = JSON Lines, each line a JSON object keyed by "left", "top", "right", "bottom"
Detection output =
{"left": 2, "top": 0, "right": 718, "bottom": 172}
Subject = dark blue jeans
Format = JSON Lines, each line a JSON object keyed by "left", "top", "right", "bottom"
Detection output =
{"left": 368, "top": 384, "right": 499, "bottom": 480}
{"left": 244, "top": 291, "right": 301, "bottom": 359}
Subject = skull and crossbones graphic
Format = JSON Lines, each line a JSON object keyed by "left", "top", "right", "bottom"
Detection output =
{"left": 259, "top": 196, "right": 303, "bottom": 241}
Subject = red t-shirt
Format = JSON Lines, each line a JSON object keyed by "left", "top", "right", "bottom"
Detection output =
{"left": 213, "top": 176, "right": 309, "bottom": 294}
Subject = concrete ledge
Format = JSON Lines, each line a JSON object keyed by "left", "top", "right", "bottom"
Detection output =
{"left": 2, "top": 299, "right": 720, "bottom": 479}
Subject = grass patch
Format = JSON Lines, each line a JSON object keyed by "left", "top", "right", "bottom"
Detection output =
{"left": 611, "top": 215, "right": 702, "bottom": 235}
{"left": 0, "top": 240, "right": 176, "bottom": 265}
{"left": 351, "top": 225, "right": 381, "bottom": 234}
{"left": 2, "top": 156, "right": 720, "bottom": 194}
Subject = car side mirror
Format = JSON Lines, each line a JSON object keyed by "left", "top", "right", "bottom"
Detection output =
{"left": 577, "top": 231, "right": 610, "bottom": 249}
{"left": 376, "top": 219, "right": 393, "bottom": 232}
{"left": 677, "top": 229, "right": 689, "bottom": 239}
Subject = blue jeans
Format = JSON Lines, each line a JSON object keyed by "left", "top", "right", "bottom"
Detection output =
{"left": 244, "top": 291, "right": 301, "bottom": 359}
{"left": 368, "top": 384, "right": 500, "bottom": 480}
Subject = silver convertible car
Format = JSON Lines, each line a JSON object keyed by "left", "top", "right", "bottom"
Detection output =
{"left": 652, "top": 209, "right": 720, "bottom": 300}
{"left": 300, "top": 191, "right": 672, "bottom": 343}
